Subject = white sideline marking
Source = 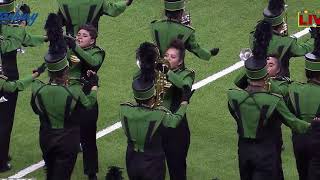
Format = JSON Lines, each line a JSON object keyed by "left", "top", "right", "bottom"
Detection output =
{"left": 8, "top": 27, "right": 311, "bottom": 179}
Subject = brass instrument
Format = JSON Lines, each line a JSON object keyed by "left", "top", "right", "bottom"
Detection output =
{"left": 280, "top": 4, "right": 289, "bottom": 36}
{"left": 154, "top": 58, "right": 171, "bottom": 106}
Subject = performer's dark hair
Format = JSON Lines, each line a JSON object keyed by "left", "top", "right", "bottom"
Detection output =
{"left": 306, "top": 70, "right": 320, "bottom": 80}
{"left": 167, "top": 39, "right": 186, "bottom": 62}
{"left": 48, "top": 67, "right": 69, "bottom": 85}
{"left": 78, "top": 24, "right": 98, "bottom": 40}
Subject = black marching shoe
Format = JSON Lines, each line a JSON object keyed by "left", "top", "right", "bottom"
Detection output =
{"left": 0, "top": 162, "right": 11, "bottom": 173}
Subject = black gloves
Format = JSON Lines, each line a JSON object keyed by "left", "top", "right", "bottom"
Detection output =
{"left": 126, "top": 0, "right": 133, "bottom": 6}
{"left": 181, "top": 86, "right": 195, "bottom": 103}
{"left": 156, "top": 62, "right": 169, "bottom": 74}
{"left": 86, "top": 71, "right": 99, "bottom": 87}
{"left": 33, "top": 63, "right": 46, "bottom": 75}
{"left": 65, "top": 35, "right": 76, "bottom": 50}
{"left": 210, "top": 48, "right": 219, "bottom": 56}
{"left": 20, "top": 4, "right": 31, "bottom": 14}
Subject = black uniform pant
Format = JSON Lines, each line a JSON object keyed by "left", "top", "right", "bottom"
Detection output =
{"left": 126, "top": 145, "right": 166, "bottom": 180}
{"left": 0, "top": 91, "right": 18, "bottom": 165}
{"left": 80, "top": 103, "right": 99, "bottom": 175}
{"left": 309, "top": 121, "right": 320, "bottom": 180}
{"left": 238, "top": 138, "right": 282, "bottom": 180}
{"left": 40, "top": 127, "right": 80, "bottom": 180}
{"left": 292, "top": 133, "right": 312, "bottom": 180}
{"left": 162, "top": 117, "right": 190, "bottom": 180}
{"left": 276, "top": 130, "right": 284, "bottom": 180}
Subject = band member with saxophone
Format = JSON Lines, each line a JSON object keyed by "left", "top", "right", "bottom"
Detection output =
{"left": 0, "top": 1, "right": 47, "bottom": 172}
{"left": 56, "top": 0, "right": 134, "bottom": 36}
{"left": 252, "top": 0, "right": 314, "bottom": 77}
{"left": 31, "top": 13, "right": 98, "bottom": 180}
{"left": 227, "top": 20, "right": 311, "bottom": 180}
{"left": 64, "top": 24, "right": 105, "bottom": 180}
{"left": 150, "top": 0, "right": 219, "bottom": 61}
{"left": 155, "top": 39, "right": 195, "bottom": 180}
{"left": 120, "top": 42, "right": 192, "bottom": 180}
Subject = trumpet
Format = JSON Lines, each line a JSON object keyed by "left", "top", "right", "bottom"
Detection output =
{"left": 154, "top": 58, "right": 171, "bottom": 106}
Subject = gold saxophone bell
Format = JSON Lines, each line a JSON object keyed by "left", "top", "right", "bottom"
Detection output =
{"left": 154, "top": 58, "right": 172, "bottom": 106}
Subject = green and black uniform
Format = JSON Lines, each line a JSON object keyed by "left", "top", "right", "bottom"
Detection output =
{"left": 227, "top": 88, "right": 310, "bottom": 180}
{"left": 161, "top": 67, "right": 194, "bottom": 180}
{"left": 151, "top": 19, "right": 213, "bottom": 60}
{"left": 68, "top": 44, "right": 105, "bottom": 175}
{"left": 286, "top": 81, "right": 320, "bottom": 180}
{"left": 0, "top": 74, "right": 34, "bottom": 166}
{"left": 56, "top": 0, "right": 128, "bottom": 36}
{"left": 31, "top": 80, "right": 97, "bottom": 180}
{"left": 0, "top": 25, "right": 45, "bottom": 167}
{"left": 120, "top": 102, "right": 188, "bottom": 180}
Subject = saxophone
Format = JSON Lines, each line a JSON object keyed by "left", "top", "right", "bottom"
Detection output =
{"left": 154, "top": 58, "right": 171, "bottom": 106}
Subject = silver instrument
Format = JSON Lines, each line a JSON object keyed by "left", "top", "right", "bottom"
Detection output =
{"left": 239, "top": 48, "right": 253, "bottom": 61}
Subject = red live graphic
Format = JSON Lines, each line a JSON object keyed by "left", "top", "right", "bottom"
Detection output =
{"left": 298, "top": 12, "right": 320, "bottom": 27}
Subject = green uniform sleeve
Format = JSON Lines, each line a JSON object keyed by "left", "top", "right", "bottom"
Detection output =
{"left": 78, "top": 89, "right": 97, "bottom": 109}
{"left": 234, "top": 69, "right": 248, "bottom": 89}
{"left": 73, "top": 46, "right": 104, "bottom": 67}
{"left": 162, "top": 103, "right": 188, "bottom": 128}
{"left": 167, "top": 70, "right": 194, "bottom": 89}
{"left": 288, "top": 37, "right": 314, "bottom": 57}
{"left": 22, "top": 33, "right": 46, "bottom": 47}
{"left": 276, "top": 98, "right": 310, "bottom": 133}
{"left": 185, "top": 33, "right": 212, "bottom": 61}
{"left": 2, "top": 75, "right": 34, "bottom": 92}
{"left": 102, "top": 1, "right": 127, "bottom": 17}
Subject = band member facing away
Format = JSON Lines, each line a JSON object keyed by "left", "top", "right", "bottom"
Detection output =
{"left": 284, "top": 28, "right": 320, "bottom": 180}
{"left": 150, "top": 0, "right": 219, "bottom": 61}
{"left": 227, "top": 20, "right": 311, "bottom": 180}
{"left": 120, "top": 42, "right": 193, "bottom": 180}
{"left": 252, "top": 0, "right": 314, "bottom": 77}
{"left": 30, "top": 13, "right": 98, "bottom": 180}
{"left": 65, "top": 24, "right": 105, "bottom": 180}
{"left": 56, "top": 0, "right": 134, "bottom": 36}
{"left": 0, "top": 1, "right": 47, "bottom": 172}
{"left": 157, "top": 39, "right": 194, "bottom": 180}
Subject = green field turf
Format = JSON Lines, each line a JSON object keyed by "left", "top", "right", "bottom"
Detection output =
{"left": 0, "top": 0, "right": 318, "bottom": 179}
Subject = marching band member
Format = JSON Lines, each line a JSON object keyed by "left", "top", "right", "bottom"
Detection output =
{"left": 150, "top": 0, "right": 219, "bottom": 60}
{"left": 31, "top": 13, "right": 98, "bottom": 180}
{"left": 227, "top": 20, "right": 310, "bottom": 180}
{"left": 56, "top": 0, "right": 134, "bottom": 36}
{"left": 120, "top": 42, "right": 192, "bottom": 180}
{"left": 65, "top": 24, "right": 105, "bottom": 180}
{"left": 0, "top": 0, "right": 47, "bottom": 172}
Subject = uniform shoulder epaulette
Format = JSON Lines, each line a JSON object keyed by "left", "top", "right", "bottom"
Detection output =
{"left": 93, "top": 45, "right": 105, "bottom": 52}
{"left": 274, "top": 76, "right": 292, "bottom": 83}
{"left": 120, "top": 102, "right": 135, "bottom": 107}
{"left": 0, "top": 74, "right": 8, "bottom": 80}
{"left": 154, "top": 105, "right": 171, "bottom": 113}
{"left": 151, "top": 19, "right": 159, "bottom": 24}
{"left": 270, "top": 92, "right": 283, "bottom": 98}
{"left": 228, "top": 87, "right": 243, "bottom": 91}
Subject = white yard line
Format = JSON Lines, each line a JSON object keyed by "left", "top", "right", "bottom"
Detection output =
{"left": 8, "top": 27, "right": 310, "bottom": 179}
